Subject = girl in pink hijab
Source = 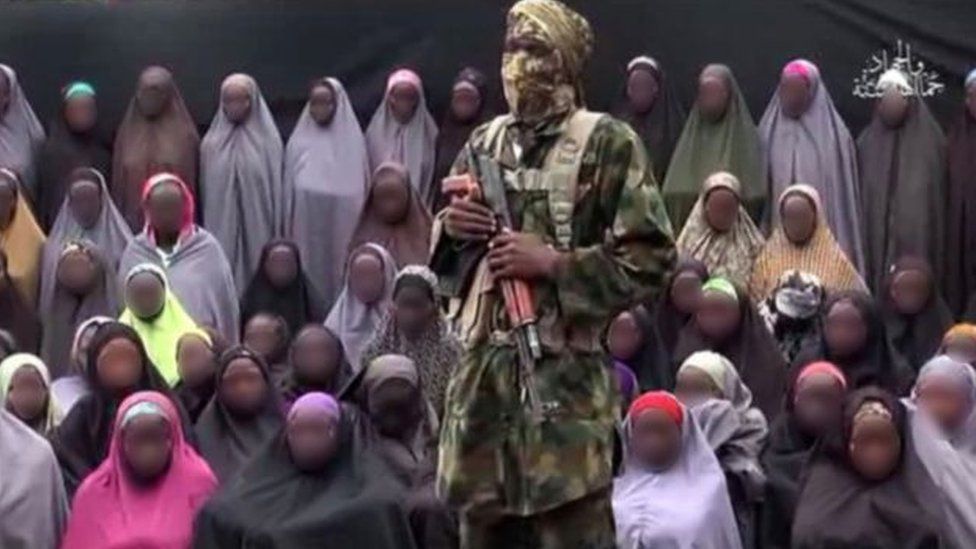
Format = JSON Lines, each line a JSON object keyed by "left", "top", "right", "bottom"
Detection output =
{"left": 62, "top": 390, "right": 217, "bottom": 549}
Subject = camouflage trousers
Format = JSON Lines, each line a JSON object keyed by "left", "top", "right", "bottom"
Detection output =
{"left": 437, "top": 341, "right": 617, "bottom": 516}
{"left": 459, "top": 489, "right": 615, "bottom": 549}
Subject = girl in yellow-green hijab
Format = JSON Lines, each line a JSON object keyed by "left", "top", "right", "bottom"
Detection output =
{"left": 119, "top": 263, "right": 198, "bottom": 385}
{"left": 0, "top": 353, "right": 63, "bottom": 436}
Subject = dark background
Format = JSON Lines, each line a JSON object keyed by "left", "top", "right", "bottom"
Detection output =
{"left": 1, "top": 0, "right": 975, "bottom": 139}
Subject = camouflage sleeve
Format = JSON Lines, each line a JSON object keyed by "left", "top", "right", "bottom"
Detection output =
{"left": 553, "top": 117, "right": 676, "bottom": 324}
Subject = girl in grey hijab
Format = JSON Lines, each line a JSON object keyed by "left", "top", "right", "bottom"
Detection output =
{"left": 0, "top": 64, "right": 45, "bottom": 201}
{"left": 365, "top": 69, "right": 438, "bottom": 202}
{"left": 675, "top": 350, "right": 768, "bottom": 549}
{"left": 909, "top": 355, "right": 976, "bottom": 549}
{"left": 284, "top": 77, "right": 369, "bottom": 311}
{"left": 41, "top": 167, "right": 132, "bottom": 300}
{"left": 325, "top": 242, "right": 397, "bottom": 372}
{"left": 0, "top": 408, "right": 68, "bottom": 549}
{"left": 201, "top": 73, "right": 284, "bottom": 292}
{"left": 40, "top": 241, "right": 120, "bottom": 378}
{"left": 759, "top": 59, "right": 864, "bottom": 273}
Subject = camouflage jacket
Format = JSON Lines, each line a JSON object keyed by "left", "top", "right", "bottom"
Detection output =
{"left": 434, "top": 109, "right": 675, "bottom": 517}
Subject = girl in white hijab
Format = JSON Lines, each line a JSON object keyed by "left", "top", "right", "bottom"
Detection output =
{"left": 324, "top": 242, "right": 397, "bottom": 372}
{"left": 285, "top": 77, "right": 370, "bottom": 311}
{"left": 365, "top": 69, "right": 438, "bottom": 202}
{"left": 201, "top": 73, "right": 285, "bottom": 291}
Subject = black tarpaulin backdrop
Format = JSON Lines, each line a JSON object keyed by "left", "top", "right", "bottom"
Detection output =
{"left": 0, "top": 0, "right": 974, "bottom": 139}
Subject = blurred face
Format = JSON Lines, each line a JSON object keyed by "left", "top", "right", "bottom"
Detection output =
{"left": 781, "top": 194, "right": 817, "bottom": 245}
{"left": 371, "top": 168, "right": 410, "bottom": 225}
{"left": 308, "top": 83, "right": 337, "bottom": 126}
{"left": 388, "top": 83, "right": 419, "bottom": 124}
{"left": 393, "top": 284, "right": 436, "bottom": 340}
{"left": 626, "top": 67, "right": 659, "bottom": 114}
{"left": 243, "top": 315, "right": 285, "bottom": 364}
{"left": 695, "top": 291, "right": 742, "bottom": 344}
{"left": 704, "top": 187, "right": 738, "bottom": 233}
{"left": 450, "top": 85, "right": 482, "bottom": 123}
{"left": 629, "top": 409, "right": 682, "bottom": 471}
{"left": 264, "top": 245, "right": 299, "bottom": 289}
{"left": 889, "top": 269, "right": 930, "bottom": 316}
{"left": 368, "top": 378, "right": 421, "bottom": 438}
{"left": 126, "top": 272, "right": 165, "bottom": 320}
{"left": 146, "top": 181, "right": 185, "bottom": 238}
{"left": 848, "top": 406, "right": 901, "bottom": 481}
{"left": 943, "top": 334, "right": 976, "bottom": 365}
{"left": 916, "top": 377, "right": 971, "bottom": 433}
{"left": 122, "top": 414, "right": 173, "bottom": 483}
{"left": 878, "top": 90, "right": 910, "bottom": 128}
{"left": 67, "top": 178, "right": 102, "bottom": 229}
{"left": 177, "top": 335, "right": 216, "bottom": 389}
{"left": 349, "top": 252, "right": 385, "bottom": 305}
{"left": 0, "top": 179, "right": 17, "bottom": 231}
{"left": 779, "top": 73, "right": 812, "bottom": 119}
{"left": 220, "top": 358, "right": 268, "bottom": 417}
{"left": 793, "top": 372, "right": 845, "bottom": 436}
{"left": 96, "top": 338, "right": 144, "bottom": 393}
{"left": 607, "top": 311, "right": 643, "bottom": 361}
{"left": 674, "top": 367, "right": 722, "bottom": 405}
{"left": 287, "top": 414, "right": 340, "bottom": 473}
{"left": 824, "top": 300, "right": 868, "bottom": 359}
{"left": 64, "top": 94, "right": 97, "bottom": 133}
{"left": 5, "top": 365, "right": 48, "bottom": 425}
{"left": 135, "top": 68, "right": 172, "bottom": 119}
{"left": 292, "top": 328, "right": 341, "bottom": 387}
{"left": 0, "top": 71, "right": 9, "bottom": 118}
{"left": 697, "top": 72, "right": 731, "bottom": 122}
{"left": 222, "top": 80, "right": 252, "bottom": 125}
{"left": 670, "top": 271, "right": 704, "bottom": 315}
{"left": 57, "top": 249, "right": 97, "bottom": 296}
{"left": 966, "top": 84, "right": 976, "bottom": 121}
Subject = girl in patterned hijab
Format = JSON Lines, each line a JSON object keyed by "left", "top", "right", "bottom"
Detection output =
{"left": 676, "top": 171, "right": 764, "bottom": 287}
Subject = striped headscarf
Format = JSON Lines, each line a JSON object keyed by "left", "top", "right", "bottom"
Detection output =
{"left": 750, "top": 184, "right": 867, "bottom": 302}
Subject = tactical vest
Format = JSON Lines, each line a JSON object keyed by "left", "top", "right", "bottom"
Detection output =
{"left": 481, "top": 109, "right": 604, "bottom": 250}
{"left": 449, "top": 109, "right": 605, "bottom": 349}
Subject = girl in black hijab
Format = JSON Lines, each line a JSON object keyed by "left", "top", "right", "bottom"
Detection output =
{"left": 430, "top": 67, "right": 491, "bottom": 212}
{"left": 760, "top": 360, "right": 848, "bottom": 549}
{"left": 791, "top": 387, "right": 946, "bottom": 548}
{"left": 612, "top": 56, "right": 686, "bottom": 183}
{"left": 881, "top": 256, "right": 953, "bottom": 377}
{"left": 673, "top": 277, "right": 787, "bottom": 419}
{"left": 195, "top": 345, "right": 283, "bottom": 483}
{"left": 241, "top": 239, "right": 325, "bottom": 335}
{"left": 36, "top": 81, "right": 111, "bottom": 230}
{"left": 279, "top": 324, "right": 349, "bottom": 411}
{"left": 793, "top": 290, "right": 907, "bottom": 393}
{"left": 51, "top": 321, "right": 187, "bottom": 496}
{"left": 648, "top": 257, "right": 709, "bottom": 374}
{"left": 193, "top": 392, "right": 415, "bottom": 549}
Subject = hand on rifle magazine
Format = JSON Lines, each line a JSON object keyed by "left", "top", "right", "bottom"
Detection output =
{"left": 487, "top": 231, "right": 564, "bottom": 280}
{"left": 443, "top": 197, "right": 496, "bottom": 241}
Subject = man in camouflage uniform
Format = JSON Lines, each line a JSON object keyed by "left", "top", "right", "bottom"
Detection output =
{"left": 432, "top": 0, "right": 675, "bottom": 547}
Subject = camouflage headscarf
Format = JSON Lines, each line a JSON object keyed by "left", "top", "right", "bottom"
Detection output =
{"left": 503, "top": 0, "right": 594, "bottom": 122}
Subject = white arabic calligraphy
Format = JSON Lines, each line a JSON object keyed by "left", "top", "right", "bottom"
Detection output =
{"left": 852, "top": 39, "right": 945, "bottom": 98}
